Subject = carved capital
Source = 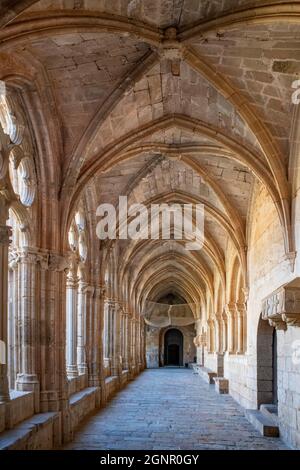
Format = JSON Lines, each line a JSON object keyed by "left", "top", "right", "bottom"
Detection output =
{"left": 261, "top": 278, "right": 300, "bottom": 329}
{"left": 0, "top": 224, "right": 11, "bottom": 245}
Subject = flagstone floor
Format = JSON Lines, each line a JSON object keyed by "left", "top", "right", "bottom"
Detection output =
{"left": 63, "top": 368, "right": 289, "bottom": 450}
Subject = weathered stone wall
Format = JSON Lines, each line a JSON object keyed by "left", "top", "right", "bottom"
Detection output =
{"left": 146, "top": 324, "right": 196, "bottom": 368}
{"left": 221, "top": 182, "right": 300, "bottom": 448}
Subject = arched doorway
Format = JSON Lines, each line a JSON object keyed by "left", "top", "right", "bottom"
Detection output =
{"left": 164, "top": 329, "right": 183, "bottom": 366}
{"left": 257, "top": 315, "right": 278, "bottom": 407}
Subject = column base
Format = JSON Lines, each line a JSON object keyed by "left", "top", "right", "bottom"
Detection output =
{"left": 78, "top": 364, "right": 88, "bottom": 375}
{"left": 66, "top": 365, "right": 79, "bottom": 378}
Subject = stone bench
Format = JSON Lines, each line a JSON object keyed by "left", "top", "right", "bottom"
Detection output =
{"left": 70, "top": 386, "right": 100, "bottom": 431}
{"left": 213, "top": 377, "right": 229, "bottom": 394}
{"left": 193, "top": 365, "right": 217, "bottom": 384}
{"left": 0, "top": 412, "right": 60, "bottom": 450}
{"left": 192, "top": 364, "right": 201, "bottom": 374}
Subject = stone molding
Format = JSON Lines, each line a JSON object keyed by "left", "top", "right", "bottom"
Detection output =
{"left": 0, "top": 225, "right": 12, "bottom": 245}
{"left": 261, "top": 278, "right": 300, "bottom": 329}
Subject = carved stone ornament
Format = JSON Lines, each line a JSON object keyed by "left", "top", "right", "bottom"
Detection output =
{"left": 261, "top": 278, "right": 300, "bottom": 329}
{"left": 0, "top": 224, "right": 12, "bottom": 244}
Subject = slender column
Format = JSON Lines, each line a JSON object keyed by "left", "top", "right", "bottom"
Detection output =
{"left": 103, "top": 298, "right": 109, "bottom": 365}
{"left": 66, "top": 257, "right": 78, "bottom": 378}
{"left": 225, "top": 302, "right": 236, "bottom": 354}
{"left": 131, "top": 316, "right": 136, "bottom": 370}
{"left": 8, "top": 250, "right": 19, "bottom": 390}
{"left": 221, "top": 311, "right": 228, "bottom": 352}
{"left": 127, "top": 313, "right": 132, "bottom": 373}
{"left": 15, "top": 248, "right": 40, "bottom": 411}
{"left": 38, "top": 251, "right": 71, "bottom": 442}
{"left": 87, "top": 286, "right": 103, "bottom": 387}
{"left": 0, "top": 223, "right": 11, "bottom": 403}
{"left": 140, "top": 317, "right": 146, "bottom": 369}
{"left": 77, "top": 277, "right": 88, "bottom": 375}
{"left": 111, "top": 302, "right": 122, "bottom": 377}
{"left": 207, "top": 318, "right": 214, "bottom": 353}
{"left": 236, "top": 303, "right": 246, "bottom": 354}
{"left": 214, "top": 314, "right": 223, "bottom": 353}
{"left": 123, "top": 313, "right": 129, "bottom": 370}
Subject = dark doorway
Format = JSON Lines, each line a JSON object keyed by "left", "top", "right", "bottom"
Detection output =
{"left": 257, "top": 315, "right": 278, "bottom": 407}
{"left": 164, "top": 329, "right": 183, "bottom": 366}
{"left": 272, "top": 329, "right": 278, "bottom": 405}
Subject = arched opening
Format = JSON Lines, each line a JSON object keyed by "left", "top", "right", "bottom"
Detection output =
{"left": 164, "top": 329, "right": 183, "bottom": 367}
{"left": 257, "top": 315, "right": 278, "bottom": 408}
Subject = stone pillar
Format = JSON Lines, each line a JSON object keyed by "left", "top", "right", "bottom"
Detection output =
{"left": 140, "top": 317, "right": 145, "bottom": 369}
{"left": 77, "top": 277, "right": 88, "bottom": 375}
{"left": 0, "top": 223, "right": 11, "bottom": 404}
{"left": 86, "top": 285, "right": 103, "bottom": 407}
{"left": 38, "top": 252, "right": 71, "bottom": 442}
{"left": 66, "top": 257, "right": 78, "bottom": 378}
{"left": 131, "top": 316, "right": 136, "bottom": 371}
{"left": 7, "top": 249, "right": 19, "bottom": 390}
{"left": 214, "top": 314, "right": 223, "bottom": 353}
{"left": 225, "top": 303, "right": 236, "bottom": 354}
{"left": 221, "top": 311, "right": 228, "bottom": 352}
{"left": 236, "top": 303, "right": 246, "bottom": 354}
{"left": 111, "top": 302, "right": 122, "bottom": 378}
{"left": 15, "top": 248, "right": 40, "bottom": 411}
{"left": 123, "top": 313, "right": 129, "bottom": 370}
{"left": 137, "top": 316, "right": 142, "bottom": 370}
{"left": 127, "top": 313, "right": 132, "bottom": 374}
{"left": 207, "top": 318, "right": 214, "bottom": 353}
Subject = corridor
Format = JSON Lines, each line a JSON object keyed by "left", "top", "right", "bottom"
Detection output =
{"left": 64, "top": 369, "right": 288, "bottom": 450}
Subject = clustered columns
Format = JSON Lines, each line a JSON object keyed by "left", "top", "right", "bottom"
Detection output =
{"left": 15, "top": 248, "right": 40, "bottom": 409}
{"left": 111, "top": 301, "right": 122, "bottom": 378}
{"left": 0, "top": 206, "right": 11, "bottom": 404}
{"left": 120, "top": 310, "right": 129, "bottom": 371}
{"left": 224, "top": 302, "right": 247, "bottom": 355}
{"left": 77, "top": 273, "right": 88, "bottom": 376}
{"left": 66, "top": 255, "right": 79, "bottom": 378}
{"left": 206, "top": 302, "right": 246, "bottom": 357}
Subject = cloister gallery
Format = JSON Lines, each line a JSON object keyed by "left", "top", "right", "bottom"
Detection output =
{"left": 0, "top": 0, "right": 300, "bottom": 452}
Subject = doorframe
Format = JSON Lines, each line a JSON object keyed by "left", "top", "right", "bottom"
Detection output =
{"left": 162, "top": 328, "right": 184, "bottom": 366}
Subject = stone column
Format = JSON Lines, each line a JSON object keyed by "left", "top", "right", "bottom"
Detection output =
{"left": 111, "top": 302, "right": 122, "bottom": 378}
{"left": 122, "top": 313, "right": 129, "bottom": 370}
{"left": 86, "top": 285, "right": 103, "bottom": 406}
{"left": 137, "top": 317, "right": 142, "bottom": 370}
{"left": 7, "top": 249, "right": 19, "bottom": 390}
{"left": 221, "top": 311, "right": 228, "bottom": 352}
{"left": 127, "top": 313, "right": 132, "bottom": 374}
{"left": 38, "top": 251, "right": 71, "bottom": 442}
{"left": 15, "top": 248, "right": 40, "bottom": 411}
{"left": 207, "top": 318, "right": 214, "bottom": 353}
{"left": 66, "top": 257, "right": 78, "bottom": 378}
{"left": 0, "top": 223, "right": 11, "bottom": 404}
{"left": 77, "top": 277, "right": 88, "bottom": 375}
{"left": 236, "top": 303, "right": 246, "bottom": 354}
{"left": 214, "top": 314, "right": 223, "bottom": 353}
{"left": 131, "top": 316, "right": 136, "bottom": 371}
{"left": 225, "top": 302, "right": 236, "bottom": 354}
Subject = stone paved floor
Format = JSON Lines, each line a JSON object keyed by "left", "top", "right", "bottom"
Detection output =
{"left": 64, "top": 369, "right": 289, "bottom": 450}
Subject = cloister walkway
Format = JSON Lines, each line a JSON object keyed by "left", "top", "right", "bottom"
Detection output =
{"left": 63, "top": 369, "right": 288, "bottom": 450}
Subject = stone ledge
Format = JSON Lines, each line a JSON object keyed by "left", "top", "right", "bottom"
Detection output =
{"left": 245, "top": 409, "right": 280, "bottom": 437}
{"left": 105, "top": 375, "right": 119, "bottom": 402}
{"left": 214, "top": 377, "right": 229, "bottom": 394}
{"left": 0, "top": 412, "right": 60, "bottom": 450}
{"left": 70, "top": 387, "right": 100, "bottom": 431}
{"left": 193, "top": 365, "right": 217, "bottom": 384}
{"left": 0, "top": 390, "right": 35, "bottom": 433}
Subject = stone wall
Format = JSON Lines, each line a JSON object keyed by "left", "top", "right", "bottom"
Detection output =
{"left": 146, "top": 324, "right": 196, "bottom": 368}
{"left": 219, "top": 182, "right": 300, "bottom": 448}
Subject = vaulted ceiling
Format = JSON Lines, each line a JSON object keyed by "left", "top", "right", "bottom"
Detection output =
{"left": 1, "top": 0, "right": 299, "bottom": 314}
